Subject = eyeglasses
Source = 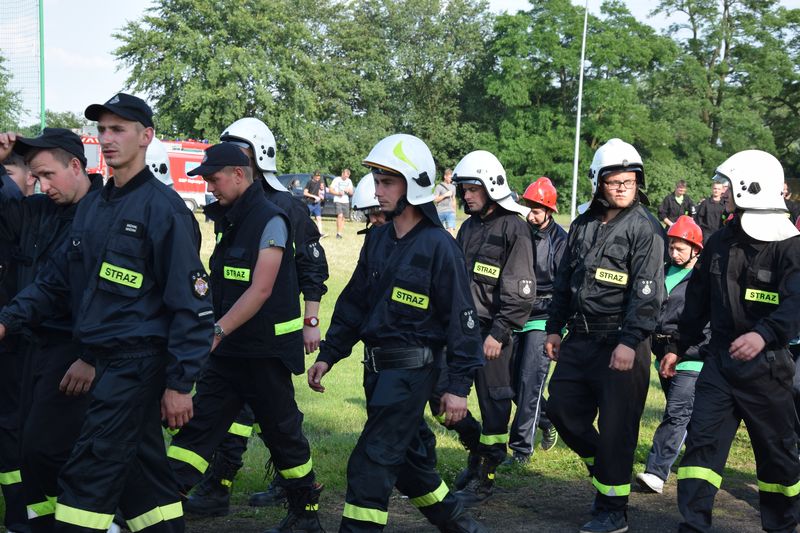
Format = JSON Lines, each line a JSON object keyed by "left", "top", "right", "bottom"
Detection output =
{"left": 602, "top": 179, "right": 637, "bottom": 190}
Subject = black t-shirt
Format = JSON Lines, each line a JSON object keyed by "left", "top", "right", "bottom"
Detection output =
{"left": 304, "top": 178, "right": 322, "bottom": 203}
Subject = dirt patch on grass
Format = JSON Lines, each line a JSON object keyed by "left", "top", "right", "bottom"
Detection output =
{"left": 185, "top": 474, "right": 764, "bottom": 532}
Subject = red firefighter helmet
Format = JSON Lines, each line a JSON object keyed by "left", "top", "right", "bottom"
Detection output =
{"left": 667, "top": 215, "right": 704, "bottom": 250}
{"left": 796, "top": 215, "right": 800, "bottom": 231}
{"left": 522, "top": 177, "right": 558, "bottom": 212}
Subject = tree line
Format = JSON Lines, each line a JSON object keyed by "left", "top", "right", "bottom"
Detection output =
{"left": 2, "top": 0, "right": 799, "bottom": 210}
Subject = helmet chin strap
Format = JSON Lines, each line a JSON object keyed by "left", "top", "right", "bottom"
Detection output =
{"left": 672, "top": 249, "right": 699, "bottom": 268}
{"left": 383, "top": 195, "right": 410, "bottom": 220}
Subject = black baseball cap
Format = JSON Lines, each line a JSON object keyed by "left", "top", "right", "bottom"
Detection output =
{"left": 84, "top": 93, "right": 154, "bottom": 128}
{"left": 13, "top": 128, "right": 87, "bottom": 167}
{"left": 187, "top": 143, "right": 251, "bottom": 177}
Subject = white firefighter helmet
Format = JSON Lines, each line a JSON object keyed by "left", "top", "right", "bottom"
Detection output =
{"left": 352, "top": 173, "right": 378, "bottom": 211}
{"left": 714, "top": 149, "right": 798, "bottom": 242}
{"left": 146, "top": 137, "right": 172, "bottom": 187}
{"left": 588, "top": 138, "right": 644, "bottom": 193}
{"left": 362, "top": 134, "right": 436, "bottom": 205}
{"left": 452, "top": 150, "right": 529, "bottom": 216}
{"left": 219, "top": 117, "right": 286, "bottom": 192}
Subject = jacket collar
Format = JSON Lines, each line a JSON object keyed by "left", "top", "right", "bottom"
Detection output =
{"left": 101, "top": 166, "right": 153, "bottom": 201}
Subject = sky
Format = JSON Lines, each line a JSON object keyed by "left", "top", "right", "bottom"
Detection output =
{"left": 3, "top": 0, "right": 800, "bottom": 121}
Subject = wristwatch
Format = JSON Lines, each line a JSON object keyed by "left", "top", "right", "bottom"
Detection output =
{"left": 304, "top": 317, "right": 320, "bottom": 327}
{"left": 213, "top": 323, "right": 226, "bottom": 339}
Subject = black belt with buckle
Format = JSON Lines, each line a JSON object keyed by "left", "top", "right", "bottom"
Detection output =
{"left": 567, "top": 313, "right": 623, "bottom": 336}
{"left": 362, "top": 346, "right": 434, "bottom": 373}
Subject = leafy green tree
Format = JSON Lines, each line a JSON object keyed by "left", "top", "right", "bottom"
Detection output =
{"left": 0, "top": 55, "right": 22, "bottom": 131}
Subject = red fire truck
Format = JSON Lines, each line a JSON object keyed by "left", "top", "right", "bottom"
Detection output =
{"left": 81, "top": 135, "right": 210, "bottom": 211}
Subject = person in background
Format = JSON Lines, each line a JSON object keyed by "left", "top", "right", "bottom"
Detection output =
{"left": 304, "top": 171, "right": 325, "bottom": 236}
{"left": 658, "top": 179, "right": 696, "bottom": 228}
{"left": 783, "top": 181, "right": 800, "bottom": 224}
{"left": 694, "top": 181, "right": 727, "bottom": 244}
{"left": 434, "top": 168, "right": 457, "bottom": 236}
{"left": 2, "top": 153, "right": 36, "bottom": 196}
{"left": 330, "top": 169, "right": 354, "bottom": 239}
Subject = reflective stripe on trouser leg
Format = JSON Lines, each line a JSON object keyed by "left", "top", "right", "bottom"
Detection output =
{"left": 677, "top": 466, "right": 722, "bottom": 489}
{"left": 126, "top": 501, "right": 183, "bottom": 532}
{"left": 408, "top": 481, "right": 449, "bottom": 508}
{"left": 343, "top": 503, "right": 388, "bottom": 525}
{"left": 166, "top": 445, "right": 208, "bottom": 474}
{"left": 0, "top": 469, "right": 21, "bottom": 485}
{"left": 27, "top": 495, "right": 57, "bottom": 519}
{"left": 757, "top": 479, "right": 800, "bottom": 497}
{"left": 278, "top": 458, "right": 313, "bottom": 480}
{"left": 55, "top": 502, "right": 115, "bottom": 530}
{"left": 227, "top": 422, "right": 253, "bottom": 438}
{"left": 592, "top": 477, "right": 631, "bottom": 497}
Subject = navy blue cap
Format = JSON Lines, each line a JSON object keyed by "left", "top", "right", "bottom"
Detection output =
{"left": 187, "top": 143, "right": 250, "bottom": 177}
{"left": 85, "top": 93, "right": 154, "bottom": 128}
{"left": 13, "top": 128, "right": 87, "bottom": 167}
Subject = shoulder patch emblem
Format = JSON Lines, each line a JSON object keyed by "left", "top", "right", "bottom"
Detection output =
{"left": 461, "top": 309, "right": 477, "bottom": 333}
{"left": 637, "top": 279, "right": 655, "bottom": 299}
{"left": 191, "top": 270, "right": 210, "bottom": 298}
{"left": 519, "top": 279, "right": 534, "bottom": 297}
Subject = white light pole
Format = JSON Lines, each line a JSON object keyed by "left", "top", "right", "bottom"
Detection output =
{"left": 570, "top": 0, "right": 590, "bottom": 221}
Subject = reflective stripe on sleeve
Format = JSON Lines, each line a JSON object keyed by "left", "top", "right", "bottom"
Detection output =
{"left": 55, "top": 503, "right": 114, "bottom": 530}
{"left": 126, "top": 502, "right": 183, "bottom": 532}
{"left": 342, "top": 502, "right": 388, "bottom": 525}
{"left": 677, "top": 466, "right": 722, "bottom": 489}
{"left": 167, "top": 445, "right": 208, "bottom": 474}
{"left": 592, "top": 477, "right": 631, "bottom": 497}
{"left": 279, "top": 458, "right": 313, "bottom": 479}
{"left": 409, "top": 481, "right": 449, "bottom": 508}
{"left": 757, "top": 479, "right": 800, "bottom": 497}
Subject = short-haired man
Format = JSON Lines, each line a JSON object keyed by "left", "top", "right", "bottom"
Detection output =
{"left": 309, "top": 134, "right": 486, "bottom": 532}
{"left": 0, "top": 93, "right": 214, "bottom": 532}
{"left": 694, "top": 181, "right": 727, "bottom": 244}
{"left": 658, "top": 179, "right": 696, "bottom": 228}
{"left": 545, "top": 138, "right": 665, "bottom": 533}
{"left": 0, "top": 128, "right": 102, "bottom": 533}
{"left": 166, "top": 143, "right": 323, "bottom": 533}
{"left": 330, "top": 168, "right": 354, "bottom": 239}
{"left": 434, "top": 168, "right": 457, "bottom": 236}
{"left": 2, "top": 152, "right": 35, "bottom": 196}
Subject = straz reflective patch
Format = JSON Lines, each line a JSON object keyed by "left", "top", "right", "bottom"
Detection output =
{"left": 595, "top": 268, "right": 628, "bottom": 286}
{"left": 391, "top": 287, "right": 429, "bottom": 310}
{"left": 99, "top": 262, "right": 143, "bottom": 289}
{"left": 745, "top": 288, "right": 779, "bottom": 305}
{"left": 224, "top": 267, "right": 251, "bottom": 282}
{"left": 473, "top": 262, "right": 500, "bottom": 279}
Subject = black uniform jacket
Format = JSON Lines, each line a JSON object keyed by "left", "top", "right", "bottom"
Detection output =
{"left": 0, "top": 168, "right": 214, "bottom": 393}
{"left": 0, "top": 173, "right": 103, "bottom": 335}
{"left": 528, "top": 219, "right": 568, "bottom": 322}
{"left": 546, "top": 199, "right": 666, "bottom": 349}
{"left": 262, "top": 182, "right": 328, "bottom": 302}
{"left": 658, "top": 193, "right": 697, "bottom": 222}
{"left": 206, "top": 182, "right": 304, "bottom": 373}
{"left": 456, "top": 208, "right": 536, "bottom": 344}
{"left": 654, "top": 265, "right": 709, "bottom": 361}
{"left": 317, "top": 217, "right": 484, "bottom": 397}
{"left": 677, "top": 218, "right": 800, "bottom": 356}
{"left": 694, "top": 197, "right": 727, "bottom": 244}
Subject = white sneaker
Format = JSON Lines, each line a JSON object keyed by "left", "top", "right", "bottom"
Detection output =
{"left": 107, "top": 524, "right": 122, "bottom": 533}
{"left": 636, "top": 472, "right": 664, "bottom": 494}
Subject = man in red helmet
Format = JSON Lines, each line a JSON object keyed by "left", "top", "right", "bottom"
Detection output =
{"left": 636, "top": 215, "right": 709, "bottom": 495}
{"left": 506, "top": 177, "right": 567, "bottom": 464}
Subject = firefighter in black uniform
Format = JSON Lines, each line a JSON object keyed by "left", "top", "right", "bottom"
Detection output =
{"left": 308, "top": 134, "right": 486, "bottom": 533}
{"left": 676, "top": 149, "right": 800, "bottom": 533}
{"left": 0, "top": 129, "right": 103, "bottom": 533}
{"left": 166, "top": 143, "right": 322, "bottom": 533}
{"left": 507, "top": 177, "right": 568, "bottom": 463}
{"left": 444, "top": 150, "right": 535, "bottom": 506}
{"left": 0, "top": 148, "right": 28, "bottom": 533}
{"left": 0, "top": 93, "right": 214, "bottom": 532}
{"left": 185, "top": 117, "right": 329, "bottom": 513}
{"left": 544, "top": 138, "right": 665, "bottom": 533}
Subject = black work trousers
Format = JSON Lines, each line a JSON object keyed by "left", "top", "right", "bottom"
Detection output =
{"left": 0, "top": 347, "right": 28, "bottom": 532}
{"left": 677, "top": 349, "right": 800, "bottom": 532}
{"left": 21, "top": 335, "right": 92, "bottom": 533}
{"left": 547, "top": 334, "right": 650, "bottom": 512}
{"left": 509, "top": 329, "right": 553, "bottom": 456}
{"left": 55, "top": 355, "right": 184, "bottom": 532}
{"left": 168, "top": 356, "right": 314, "bottom": 492}
{"left": 340, "top": 364, "right": 462, "bottom": 533}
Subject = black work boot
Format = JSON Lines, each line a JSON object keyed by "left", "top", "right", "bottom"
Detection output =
{"left": 453, "top": 456, "right": 498, "bottom": 507}
{"left": 579, "top": 510, "right": 628, "bottom": 533}
{"left": 263, "top": 483, "right": 324, "bottom": 533}
{"left": 184, "top": 456, "right": 239, "bottom": 517}
{"left": 453, "top": 451, "right": 481, "bottom": 491}
{"left": 250, "top": 476, "right": 288, "bottom": 507}
{"left": 437, "top": 500, "right": 489, "bottom": 533}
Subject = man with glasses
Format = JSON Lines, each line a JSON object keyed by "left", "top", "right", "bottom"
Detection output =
{"left": 544, "top": 139, "right": 665, "bottom": 533}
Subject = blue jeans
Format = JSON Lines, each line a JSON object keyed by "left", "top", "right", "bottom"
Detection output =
{"left": 438, "top": 211, "right": 456, "bottom": 229}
